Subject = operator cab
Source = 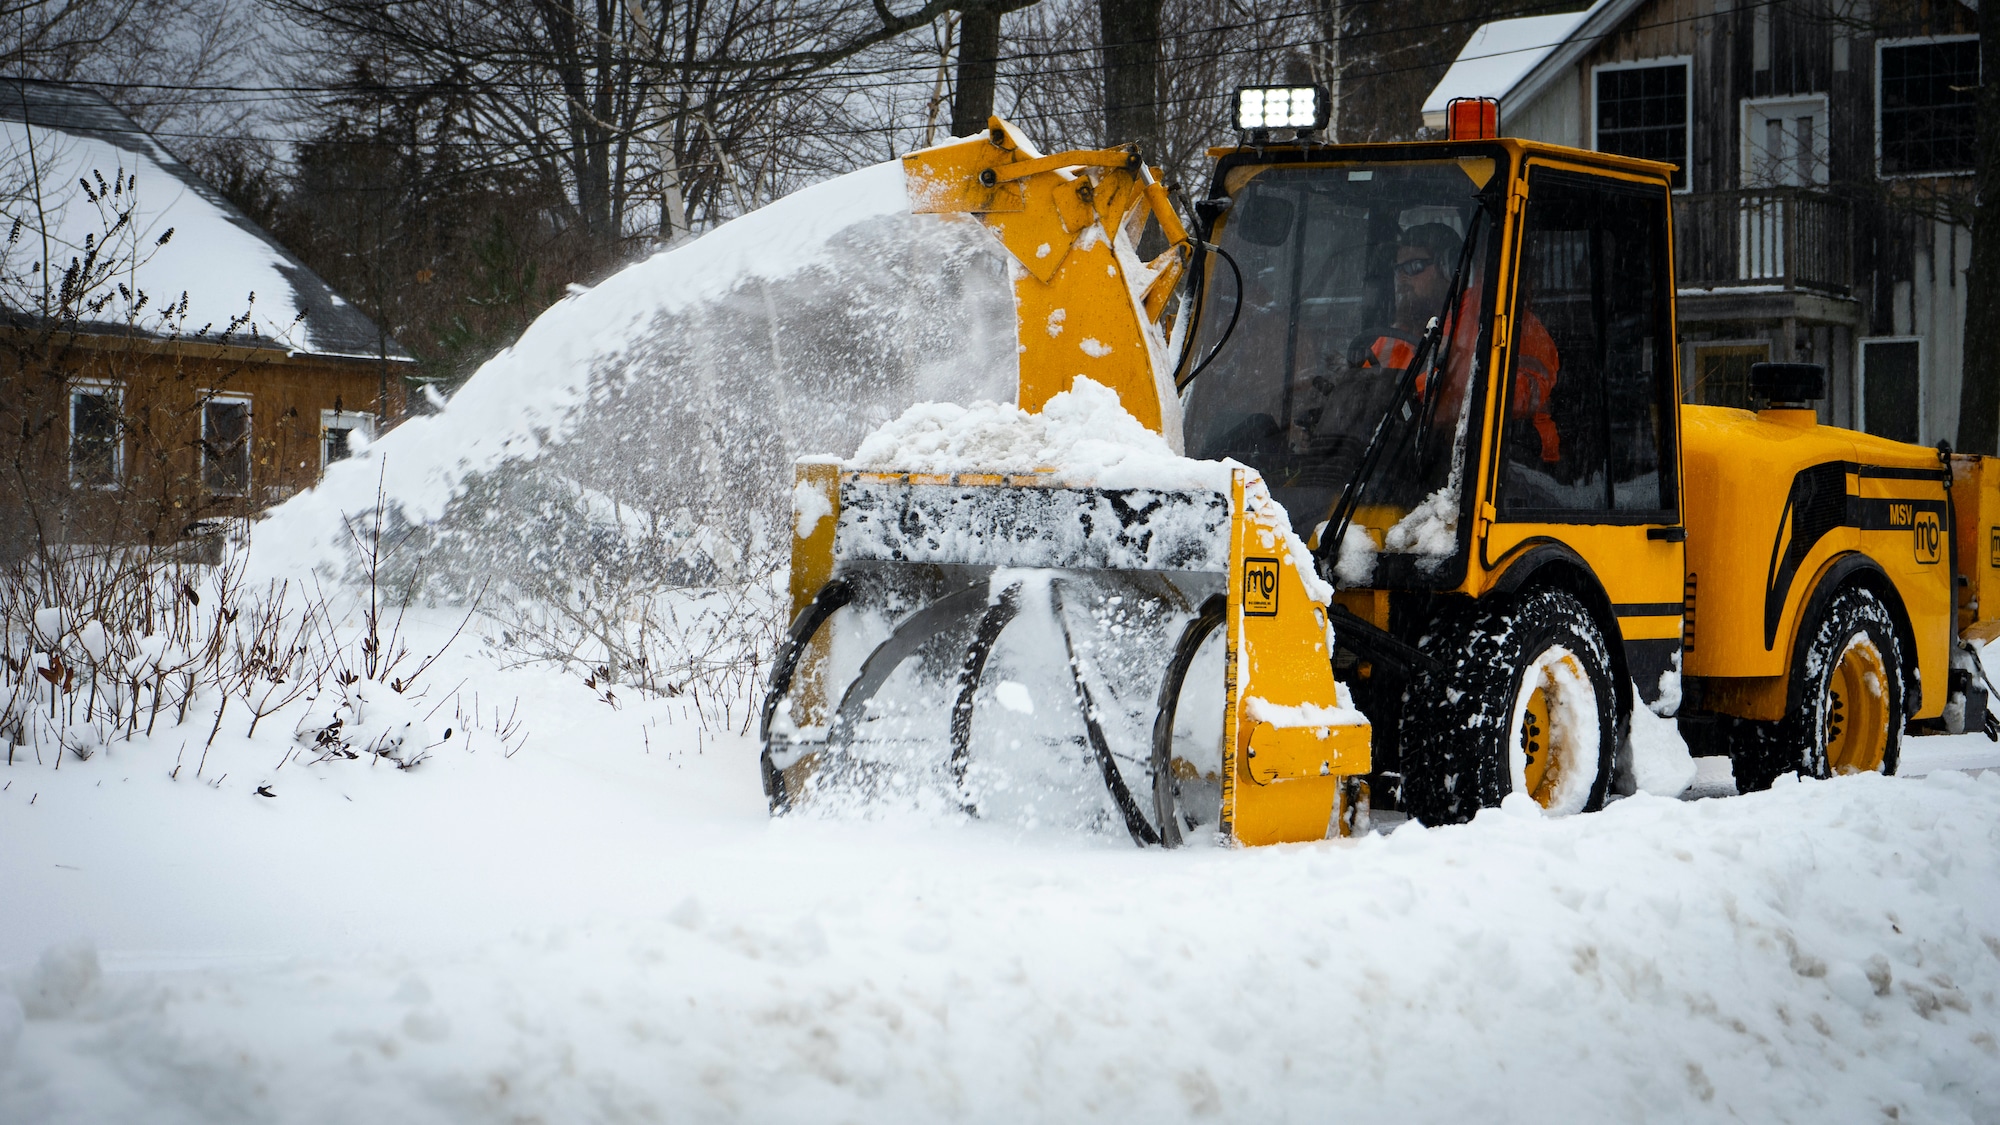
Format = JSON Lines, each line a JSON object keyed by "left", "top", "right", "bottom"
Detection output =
{"left": 1180, "top": 90, "right": 1682, "bottom": 591}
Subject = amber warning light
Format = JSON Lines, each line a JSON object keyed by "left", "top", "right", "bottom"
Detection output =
{"left": 1447, "top": 97, "right": 1500, "bottom": 140}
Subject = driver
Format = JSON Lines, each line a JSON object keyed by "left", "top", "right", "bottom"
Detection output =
{"left": 1354, "top": 223, "right": 1563, "bottom": 463}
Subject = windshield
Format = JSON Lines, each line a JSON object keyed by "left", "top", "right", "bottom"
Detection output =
{"left": 1182, "top": 161, "right": 1494, "bottom": 572}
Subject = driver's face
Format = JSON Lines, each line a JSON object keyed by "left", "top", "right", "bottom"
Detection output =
{"left": 1393, "top": 245, "right": 1448, "bottom": 326}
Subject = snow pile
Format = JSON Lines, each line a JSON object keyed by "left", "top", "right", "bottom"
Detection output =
{"left": 1333, "top": 523, "right": 1379, "bottom": 586}
{"left": 1245, "top": 689, "right": 1366, "bottom": 729}
{"left": 5, "top": 711, "right": 2000, "bottom": 1123}
{"left": 848, "top": 378, "right": 1328, "bottom": 606}
{"left": 850, "top": 376, "right": 1230, "bottom": 492}
{"left": 247, "top": 159, "right": 1017, "bottom": 597}
{"left": 1629, "top": 696, "right": 1699, "bottom": 796}
{"left": 1382, "top": 485, "right": 1460, "bottom": 560}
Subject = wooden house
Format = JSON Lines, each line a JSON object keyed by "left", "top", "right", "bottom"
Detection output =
{"left": 0, "top": 80, "right": 416, "bottom": 557}
{"left": 1422, "top": 0, "right": 1979, "bottom": 444}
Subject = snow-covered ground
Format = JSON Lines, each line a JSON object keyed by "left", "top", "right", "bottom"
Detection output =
{"left": 8, "top": 151, "right": 1999, "bottom": 1123}
{"left": 4, "top": 612, "right": 2000, "bottom": 1124}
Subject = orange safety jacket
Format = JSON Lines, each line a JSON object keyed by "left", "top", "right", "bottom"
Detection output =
{"left": 1362, "top": 291, "right": 1562, "bottom": 463}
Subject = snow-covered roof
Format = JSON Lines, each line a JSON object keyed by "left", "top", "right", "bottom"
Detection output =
{"left": 0, "top": 80, "right": 412, "bottom": 363}
{"left": 1421, "top": 8, "right": 1598, "bottom": 127}
{"left": 1421, "top": 0, "right": 1667, "bottom": 131}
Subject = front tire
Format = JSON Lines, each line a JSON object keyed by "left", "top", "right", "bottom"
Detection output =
{"left": 1400, "top": 588, "right": 1620, "bottom": 825}
{"left": 1730, "top": 584, "right": 1903, "bottom": 792}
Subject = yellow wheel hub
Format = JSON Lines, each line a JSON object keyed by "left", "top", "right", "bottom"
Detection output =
{"left": 1519, "top": 654, "right": 1583, "bottom": 808}
{"left": 1824, "top": 638, "right": 1890, "bottom": 774}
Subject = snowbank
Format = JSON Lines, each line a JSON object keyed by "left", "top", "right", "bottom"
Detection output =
{"left": 4, "top": 711, "right": 1999, "bottom": 1123}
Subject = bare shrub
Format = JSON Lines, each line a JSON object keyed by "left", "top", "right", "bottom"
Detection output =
{"left": 0, "top": 517, "right": 485, "bottom": 773}
{"left": 490, "top": 541, "right": 783, "bottom": 734}
{"left": 0, "top": 535, "right": 325, "bottom": 768}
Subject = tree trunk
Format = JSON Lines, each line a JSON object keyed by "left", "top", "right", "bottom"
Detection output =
{"left": 951, "top": 4, "right": 1001, "bottom": 138}
{"left": 1313, "top": 0, "right": 1341, "bottom": 140}
{"left": 1955, "top": 0, "right": 1999, "bottom": 455}
{"left": 537, "top": 0, "right": 615, "bottom": 244}
{"left": 1097, "top": 0, "right": 1162, "bottom": 154}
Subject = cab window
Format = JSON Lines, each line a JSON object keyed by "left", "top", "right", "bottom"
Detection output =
{"left": 1182, "top": 161, "right": 1493, "bottom": 542}
{"left": 1498, "top": 168, "right": 1676, "bottom": 520}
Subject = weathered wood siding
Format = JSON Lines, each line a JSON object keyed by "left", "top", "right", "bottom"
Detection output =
{"left": 1501, "top": 0, "right": 1975, "bottom": 443}
{"left": 1, "top": 335, "right": 412, "bottom": 552}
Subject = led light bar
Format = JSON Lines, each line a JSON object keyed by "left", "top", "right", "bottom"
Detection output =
{"left": 1234, "top": 85, "right": 1330, "bottom": 132}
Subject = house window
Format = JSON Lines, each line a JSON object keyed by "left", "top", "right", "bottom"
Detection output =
{"left": 1859, "top": 338, "right": 1922, "bottom": 443}
{"left": 1686, "top": 341, "right": 1770, "bottom": 410}
{"left": 321, "top": 409, "right": 375, "bottom": 468}
{"left": 69, "top": 382, "right": 123, "bottom": 488}
{"left": 202, "top": 396, "right": 252, "bottom": 496}
{"left": 1594, "top": 60, "right": 1691, "bottom": 189}
{"left": 1878, "top": 37, "right": 1978, "bottom": 176}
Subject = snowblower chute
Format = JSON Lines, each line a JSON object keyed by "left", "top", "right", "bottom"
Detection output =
{"left": 759, "top": 120, "right": 1369, "bottom": 846}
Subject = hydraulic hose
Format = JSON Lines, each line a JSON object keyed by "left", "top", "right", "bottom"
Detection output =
{"left": 1174, "top": 241, "right": 1244, "bottom": 391}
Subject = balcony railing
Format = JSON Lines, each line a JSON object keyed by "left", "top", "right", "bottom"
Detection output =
{"left": 1672, "top": 188, "right": 1854, "bottom": 295}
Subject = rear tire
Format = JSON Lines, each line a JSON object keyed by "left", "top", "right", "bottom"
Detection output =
{"left": 1729, "top": 584, "right": 1903, "bottom": 792}
{"left": 1400, "top": 589, "right": 1620, "bottom": 825}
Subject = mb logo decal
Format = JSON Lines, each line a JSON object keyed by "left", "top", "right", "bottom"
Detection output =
{"left": 1243, "top": 557, "right": 1279, "bottom": 616}
{"left": 1914, "top": 510, "right": 1941, "bottom": 564}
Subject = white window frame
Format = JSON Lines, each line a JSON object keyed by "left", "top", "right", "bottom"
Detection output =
{"left": 1683, "top": 338, "right": 1772, "bottom": 405}
{"left": 1738, "top": 94, "right": 1831, "bottom": 188}
{"left": 1858, "top": 335, "right": 1925, "bottom": 442}
{"left": 67, "top": 379, "right": 124, "bottom": 490}
{"left": 1875, "top": 34, "right": 1980, "bottom": 181}
{"left": 319, "top": 409, "right": 376, "bottom": 470}
{"left": 200, "top": 392, "right": 254, "bottom": 498}
{"left": 1590, "top": 56, "right": 1695, "bottom": 193}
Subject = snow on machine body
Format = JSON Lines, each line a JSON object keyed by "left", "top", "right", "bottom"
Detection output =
{"left": 761, "top": 93, "right": 2000, "bottom": 844}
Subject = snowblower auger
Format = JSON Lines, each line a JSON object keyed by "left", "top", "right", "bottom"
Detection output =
{"left": 757, "top": 119, "right": 1370, "bottom": 846}
{"left": 764, "top": 464, "right": 1370, "bottom": 845}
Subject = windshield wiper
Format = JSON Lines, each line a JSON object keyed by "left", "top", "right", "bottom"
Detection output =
{"left": 1314, "top": 206, "right": 1487, "bottom": 581}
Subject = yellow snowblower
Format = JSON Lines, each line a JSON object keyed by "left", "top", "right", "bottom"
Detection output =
{"left": 761, "top": 91, "right": 2000, "bottom": 845}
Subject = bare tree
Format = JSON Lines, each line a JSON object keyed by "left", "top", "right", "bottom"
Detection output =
{"left": 997, "top": 0, "right": 1320, "bottom": 190}
{"left": 0, "top": 0, "right": 142, "bottom": 74}
{"left": 268, "top": 0, "right": 983, "bottom": 252}
{"left": 3, "top": 0, "right": 264, "bottom": 161}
